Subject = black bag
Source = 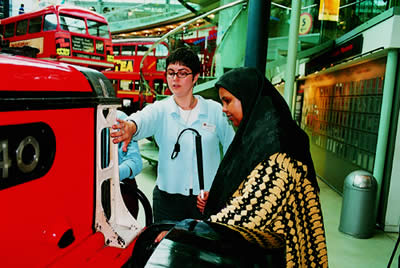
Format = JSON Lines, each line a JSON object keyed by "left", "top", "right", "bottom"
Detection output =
{"left": 120, "top": 178, "right": 153, "bottom": 226}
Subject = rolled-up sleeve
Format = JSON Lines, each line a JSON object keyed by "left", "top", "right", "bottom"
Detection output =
{"left": 119, "top": 140, "right": 143, "bottom": 179}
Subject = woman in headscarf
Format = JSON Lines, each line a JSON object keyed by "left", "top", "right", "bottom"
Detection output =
{"left": 198, "top": 67, "right": 328, "bottom": 267}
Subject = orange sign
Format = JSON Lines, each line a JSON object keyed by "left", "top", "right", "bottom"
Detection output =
{"left": 318, "top": 0, "right": 340, "bottom": 21}
{"left": 299, "top": 13, "right": 313, "bottom": 35}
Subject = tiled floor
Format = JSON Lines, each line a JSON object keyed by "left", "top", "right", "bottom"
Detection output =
{"left": 319, "top": 177, "right": 399, "bottom": 268}
{"left": 135, "top": 159, "right": 400, "bottom": 268}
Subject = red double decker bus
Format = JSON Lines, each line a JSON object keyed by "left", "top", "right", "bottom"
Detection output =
{"left": 0, "top": 5, "right": 114, "bottom": 70}
{"left": 103, "top": 38, "right": 171, "bottom": 114}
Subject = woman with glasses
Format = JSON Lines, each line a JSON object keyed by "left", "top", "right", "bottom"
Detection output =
{"left": 111, "top": 47, "right": 235, "bottom": 223}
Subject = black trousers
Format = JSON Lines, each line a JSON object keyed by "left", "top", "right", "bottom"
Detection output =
{"left": 152, "top": 186, "right": 204, "bottom": 223}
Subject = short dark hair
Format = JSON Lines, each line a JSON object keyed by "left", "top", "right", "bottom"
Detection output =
{"left": 166, "top": 47, "right": 200, "bottom": 76}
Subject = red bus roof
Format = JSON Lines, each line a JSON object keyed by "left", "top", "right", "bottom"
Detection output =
{"left": 0, "top": 4, "right": 108, "bottom": 24}
{"left": 112, "top": 38, "right": 167, "bottom": 45}
{"left": 56, "top": 5, "right": 108, "bottom": 22}
{"left": 0, "top": 54, "right": 92, "bottom": 92}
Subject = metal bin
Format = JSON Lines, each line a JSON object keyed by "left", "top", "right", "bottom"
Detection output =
{"left": 339, "top": 170, "right": 377, "bottom": 238}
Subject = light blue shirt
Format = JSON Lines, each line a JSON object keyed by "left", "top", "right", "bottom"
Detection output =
{"left": 128, "top": 95, "right": 235, "bottom": 195}
{"left": 117, "top": 110, "right": 143, "bottom": 180}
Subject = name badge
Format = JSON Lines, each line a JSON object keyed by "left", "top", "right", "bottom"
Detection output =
{"left": 202, "top": 122, "right": 216, "bottom": 132}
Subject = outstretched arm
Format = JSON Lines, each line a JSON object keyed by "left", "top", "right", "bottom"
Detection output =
{"left": 111, "top": 119, "right": 137, "bottom": 152}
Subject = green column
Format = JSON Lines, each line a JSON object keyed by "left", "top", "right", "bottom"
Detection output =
{"left": 373, "top": 49, "right": 399, "bottom": 214}
{"left": 283, "top": 0, "right": 301, "bottom": 113}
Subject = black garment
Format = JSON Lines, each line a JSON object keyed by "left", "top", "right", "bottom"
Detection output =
{"left": 153, "top": 186, "right": 203, "bottom": 223}
{"left": 203, "top": 67, "right": 318, "bottom": 218}
{"left": 120, "top": 178, "right": 139, "bottom": 218}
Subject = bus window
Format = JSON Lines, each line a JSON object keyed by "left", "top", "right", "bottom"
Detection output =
{"left": 87, "top": 20, "right": 109, "bottom": 38}
{"left": 16, "top": 19, "right": 28, "bottom": 36}
{"left": 59, "top": 15, "right": 86, "bottom": 34}
{"left": 156, "top": 58, "right": 166, "bottom": 72}
{"left": 135, "top": 80, "right": 140, "bottom": 90}
{"left": 121, "top": 80, "right": 133, "bottom": 90}
{"left": 121, "top": 45, "right": 135, "bottom": 56}
{"left": 5, "top": 23, "right": 15, "bottom": 38}
{"left": 28, "top": 16, "right": 43, "bottom": 34}
{"left": 113, "top": 45, "right": 119, "bottom": 55}
{"left": 113, "top": 45, "right": 120, "bottom": 56}
{"left": 155, "top": 44, "right": 168, "bottom": 57}
{"left": 43, "top": 14, "right": 57, "bottom": 31}
{"left": 96, "top": 40, "right": 104, "bottom": 54}
{"left": 154, "top": 79, "right": 164, "bottom": 94}
{"left": 137, "top": 44, "right": 152, "bottom": 56}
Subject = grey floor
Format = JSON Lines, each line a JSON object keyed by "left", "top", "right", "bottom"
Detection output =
{"left": 135, "top": 158, "right": 400, "bottom": 268}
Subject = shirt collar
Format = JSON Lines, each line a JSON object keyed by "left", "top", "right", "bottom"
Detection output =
{"left": 168, "top": 95, "right": 208, "bottom": 118}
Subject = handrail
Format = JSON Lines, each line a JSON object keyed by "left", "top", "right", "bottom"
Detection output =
{"left": 210, "top": 5, "right": 246, "bottom": 77}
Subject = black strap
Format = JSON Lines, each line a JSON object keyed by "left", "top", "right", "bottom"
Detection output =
{"left": 195, "top": 135, "right": 204, "bottom": 192}
{"left": 170, "top": 128, "right": 204, "bottom": 195}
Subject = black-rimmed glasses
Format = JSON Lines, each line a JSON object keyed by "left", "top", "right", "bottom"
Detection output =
{"left": 166, "top": 70, "right": 192, "bottom": 78}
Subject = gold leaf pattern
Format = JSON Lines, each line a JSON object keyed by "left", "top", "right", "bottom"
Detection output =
{"left": 210, "top": 153, "right": 328, "bottom": 267}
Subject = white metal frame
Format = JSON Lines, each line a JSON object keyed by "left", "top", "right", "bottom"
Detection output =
{"left": 94, "top": 104, "right": 142, "bottom": 248}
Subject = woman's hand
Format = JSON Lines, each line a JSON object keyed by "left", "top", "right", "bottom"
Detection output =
{"left": 197, "top": 191, "right": 209, "bottom": 213}
{"left": 111, "top": 119, "right": 137, "bottom": 152}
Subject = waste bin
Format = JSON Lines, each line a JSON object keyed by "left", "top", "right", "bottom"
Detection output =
{"left": 339, "top": 170, "right": 377, "bottom": 238}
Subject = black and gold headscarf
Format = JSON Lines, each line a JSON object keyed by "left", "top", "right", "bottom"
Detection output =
{"left": 203, "top": 67, "right": 318, "bottom": 217}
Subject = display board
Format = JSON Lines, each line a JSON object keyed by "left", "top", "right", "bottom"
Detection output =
{"left": 300, "top": 57, "right": 386, "bottom": 192}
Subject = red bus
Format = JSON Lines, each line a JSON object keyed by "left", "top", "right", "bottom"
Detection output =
{"left": 103, "top": 38, "right": 171, "bottom": 114}
{"left": 0, "top": 53, "right": 150, "bottom": 266}
{"left": 0, "top": 5, "right": 114, "bottom": 70}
